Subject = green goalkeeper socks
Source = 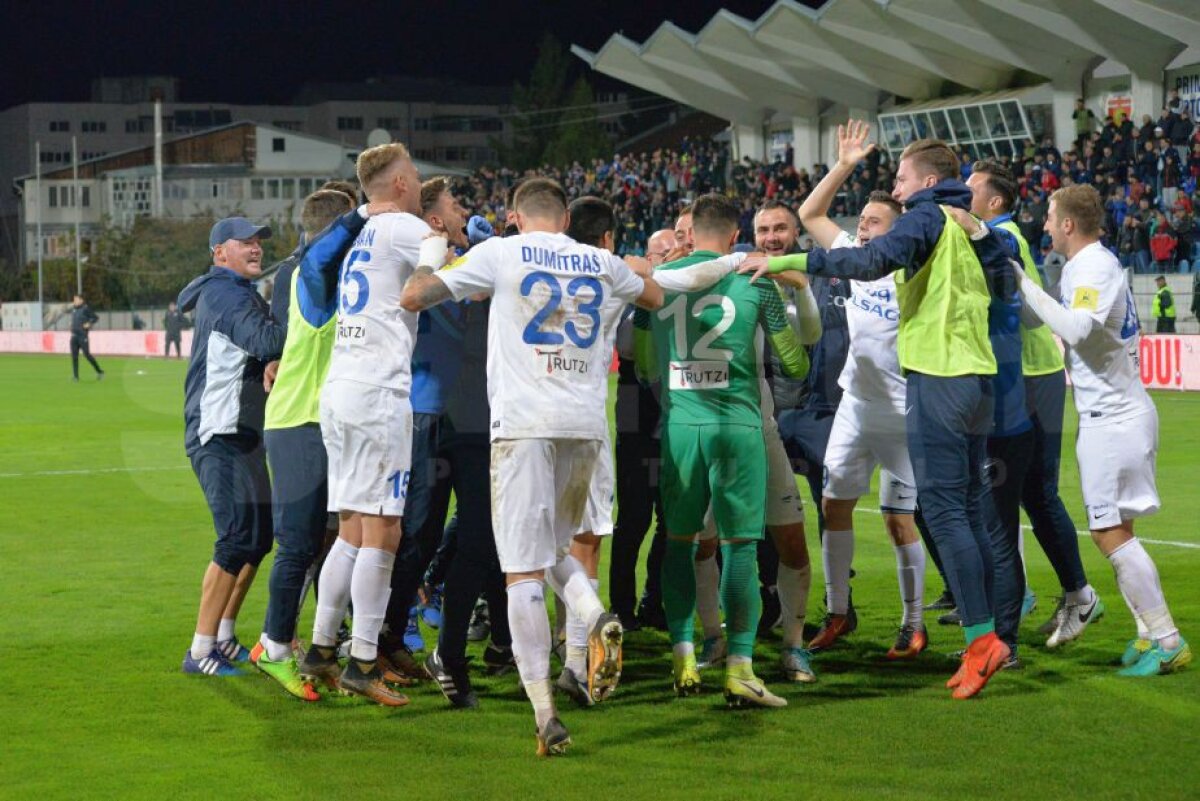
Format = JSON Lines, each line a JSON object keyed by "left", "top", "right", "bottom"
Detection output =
{"left": 662, "top": 538, "right": 699, "bottom": 647}
{"left": 720, "top": 541, "right": 761, "bottom": 658}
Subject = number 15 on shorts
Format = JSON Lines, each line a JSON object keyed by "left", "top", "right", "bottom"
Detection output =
{"left": 387, "top": 470, "right": 411, "bottom": 501}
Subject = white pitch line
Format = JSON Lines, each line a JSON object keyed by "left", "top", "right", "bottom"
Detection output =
{"left": 0, "top": 465, "right": 190, "bottom": 479}
{"left": 855, "top": 505, "right": 1200, "bottom": 551}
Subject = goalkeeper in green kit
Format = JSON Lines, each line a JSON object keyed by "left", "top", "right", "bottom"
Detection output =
{"left": 634, "top": 194, "right": 810, "bottom": 707}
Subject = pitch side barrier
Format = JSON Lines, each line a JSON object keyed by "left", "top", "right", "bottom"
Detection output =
{"left": 0, "top": 331, "right": 1193, "bottom": 388}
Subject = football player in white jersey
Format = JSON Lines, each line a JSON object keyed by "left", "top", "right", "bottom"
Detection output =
{"left": 551, "top": 196, "right": 630, "bottom": 706}
{"left": 298, "top": 142, "right": 439, "bottom": 705}
{"left": 799, "top": 121, "right": 926, "bottom": 659}
{"left": 1007, "top": 184, "right": 1190, "bottom": 676}
{"left": 402, "top": 178, "right": 739, "bottom": 755}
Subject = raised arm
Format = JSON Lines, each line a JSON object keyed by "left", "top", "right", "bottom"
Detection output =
{"left": 799, "top": 120, "right": 874, "bottom": 249}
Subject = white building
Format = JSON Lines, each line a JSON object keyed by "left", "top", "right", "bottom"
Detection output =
{"left": 13, "top": 121, "right": 464, "bottom": 264}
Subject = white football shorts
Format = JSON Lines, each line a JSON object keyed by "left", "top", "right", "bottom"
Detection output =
{"left": 1076, "top": 409, "right": 1159, "bottom": 529}
{"left": 320, "top": 379, "right": 413, "bottom": 516}
{"left": 823, "top": 391, "right": 916, "bottom": 513}
{"left": 491, "top": 437, "right": 600, "bottom": 573}
{"left": 576, "top": 430, "right": 614, "bottom": 537}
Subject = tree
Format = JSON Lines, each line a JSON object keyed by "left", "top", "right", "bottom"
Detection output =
{"left": 542, "top": 77, "right": 612, "bottom": 167}
{"left": 499, "top": 34, "right": 571, "bottom": 170}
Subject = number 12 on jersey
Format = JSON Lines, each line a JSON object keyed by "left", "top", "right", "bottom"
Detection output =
{"left": 659, "top": 294, "right": 735, "bottom": 390}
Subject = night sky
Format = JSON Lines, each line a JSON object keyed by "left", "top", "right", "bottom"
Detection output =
{"left": 5, "top": 0, "right": 822, "bottom": 108}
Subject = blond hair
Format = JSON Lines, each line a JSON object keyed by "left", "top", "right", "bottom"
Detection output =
{"left": 1050, "top": 185, "right": 1103, "bottom": 237}
{"left": 899, "top": 138, "right": 959, "bottom": 182}
{"left": 356, "top": 142, "right": 412, "bottom": 189}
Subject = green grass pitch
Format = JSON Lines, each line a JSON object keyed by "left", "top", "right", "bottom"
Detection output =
{"left": 2, "top": 354, "right": 1198, "bottom": 800}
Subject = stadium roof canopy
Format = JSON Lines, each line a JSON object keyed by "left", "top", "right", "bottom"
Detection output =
{"left": 573, "top": 0, "right": 1198, "bottom": 154}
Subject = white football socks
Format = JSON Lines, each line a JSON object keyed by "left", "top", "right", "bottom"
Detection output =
{"left": 508, "top": 578, "right": 555, "bottom": 725}
{"left": 525, "top": 678, "right": 558, "bottom": 730}
{"left": 312, "top": 537, "right": 358, "bottom": 648}
{"left": 564, "top": 578, "right": 598, "bottom": 675}
{"left": 349, "top": 547, "right": 396, "bottom": 663}
{"left": 776, "top": 563, "right": 811, "bottom": 649}
{"left": 822, "top": 529, "right": 854, "bottom": 615}
{"left": 1117, "top": 582, "right": 1151, "bottom": 640}
{"left": 190, "top": 633, "right": 215, "bottom": 659}
{"left": 695, "top": 554, "right": 723, "bottom": 640}
{"left": 217, "top": 617, "right": 236, "bottom": 643}
{"left": 546, "top": 555, "right": 604, "bottom": 633}
{"left": 1109, "top": 538, "right": 1180, "bottom": 650}
{"left": 893, "top": 541, "right": 926, "bottom": 628}
{"left": 1064, "top": 584, "right": 1096, "bottom": 608}
{"left": 260, "top": 633, "right": 292, "bottom": 662}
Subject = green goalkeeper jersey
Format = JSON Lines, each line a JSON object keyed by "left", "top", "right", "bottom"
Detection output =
{"left": 634, "top": 250, "right": 808, "bottom": 428}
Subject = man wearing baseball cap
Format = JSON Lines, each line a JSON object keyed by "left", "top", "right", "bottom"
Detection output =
{"left": 177, "top": 217, "right": 287, "bottom": 676}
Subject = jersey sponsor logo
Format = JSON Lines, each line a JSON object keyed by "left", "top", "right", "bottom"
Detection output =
{"left": 1071, "top": 286, "right": 1100, "bottom": 312}
{"left": 534, "top": 346, "right": 589, "bottom": 377}
{"left": 336, "top": 322, "right": 367, "bottom": 343}
{"left": 668, "top": 360, "right": 730, "bottom": 390}
{"left": 849, "top": 286, "right": 899, "bottom": 321}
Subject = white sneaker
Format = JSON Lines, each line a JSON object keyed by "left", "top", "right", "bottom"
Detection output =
{"left": 1037, "top": 597, "right": 1065, "bottom": 635}
{"left": 1046, "top": 594, "right": 1105, "bottom": 648}
{"left": 697, "top": 636, "right": 727, "bottom": 669}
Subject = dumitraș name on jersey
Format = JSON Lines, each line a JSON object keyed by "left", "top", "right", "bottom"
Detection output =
{"left": 521, "top": 245, "right": 602, "bottom": 274}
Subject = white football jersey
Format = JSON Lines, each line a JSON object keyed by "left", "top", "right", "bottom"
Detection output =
{"left": 832, "top": 231, "right": 906, "bottom": 411}
{"left": 1057, "top": 241, "right": 1153, "bottom": 426}
{"left": 325, "top": 212, "right": 431, "bottom": 393}
{"left": 438, "top": 231, "right": 645, "bottom": 440}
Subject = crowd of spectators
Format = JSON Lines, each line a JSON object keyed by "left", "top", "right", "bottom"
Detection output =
{"left": 448, "top": 97, "right": 1200, "bottom": 272}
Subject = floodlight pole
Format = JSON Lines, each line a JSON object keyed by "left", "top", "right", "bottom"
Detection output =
{"left": 35, "top": 140, "right": 43, "bottom": 306}
{"left": 73, "top": 135, "right": 81, "bottom": 294}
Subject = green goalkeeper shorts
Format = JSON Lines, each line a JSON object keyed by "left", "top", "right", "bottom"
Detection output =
{"left": 660, "top": 422, "right": 766, "bottom": 540}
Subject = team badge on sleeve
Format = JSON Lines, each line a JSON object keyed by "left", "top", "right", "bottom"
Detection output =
{"left": 1072, "top": 287, "right": 1099, "bottom": 311}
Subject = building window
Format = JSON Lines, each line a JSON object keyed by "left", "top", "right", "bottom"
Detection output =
{"left": 377, "top": 116, "right": 400, "bottom": 130}
{"left": 272, "top": 137, "right": 286, "bottom": 152}
{"left": 49, "top": 187, "right": 58, "bottom": 208}
{"left": 337, "top": 116, "right": 364, "bottom": 131}
{"left": 267, "top": 179, "right": 280, "bottom": 199}
{"left": 81, "top": 186, "right": 90, "bottom": 207}
{"left": 272, "top": 120, "right": 302, "bottom": 131}
{"left": 250, "top": 179, "right": 264, "bottom": 200}
{"left": 82, "top": 121, "right": 107, "bottom": 133}
{"left": 432, "top": 116, "right": 502, "bottom": 133}
{"left": 413, "top": 118, "right": 429, "bottom": 131}
{"left": 49, "top": 120, "right": 70, "bottom": 132}
{"left": 281, "top": 179, "right": 295, "bottom": 200}
{"left": 415, "top": 149, "right": 434, "bottom": 160}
